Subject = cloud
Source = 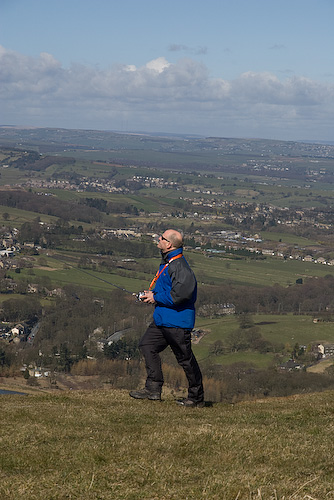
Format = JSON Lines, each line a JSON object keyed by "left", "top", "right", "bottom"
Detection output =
{"left": 168, "top": 44, "right": 188, "bottom": 52}
{"left": 168, "top": 44, "right": 208, "bottom": 55}
{"left": 145, "top": 57, "right": 170, "bottom": 73}
{"left": 1, "top": 45, "right": 334, "bottom": 140}
{"left": 231, "top": 72, "right": 330, "bottom": 106}
{"left": 269, "top": 44, "right": 286, "bottom": 50}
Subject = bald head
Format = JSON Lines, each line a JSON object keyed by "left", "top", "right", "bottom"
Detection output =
{"left": 165, "top": 229, "right": 183, "bottom": 249}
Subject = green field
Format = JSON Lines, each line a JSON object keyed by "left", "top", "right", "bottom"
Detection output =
{"left": 0, "top": 168, "right": 28, "bottom": 186}
{"left": 1, "top": 142, "right": 334, "bottom": 377}
{"left": 190, "top": 251, "right": 334, "bottom": 287}
{"left": 0, "top": 205, "right": 59, "bottom": 227}
{"left": 18, "top": 264, "right": 149, "bottom": 296}
{"left": 260, "top": 230, "right": 320, "bottom": 246}
{"left": 2, "top": 144, "right": 334, "bottom": 209}
{"left": 12, "top": 247, "right": 334, "bottom": 292}
{"left": 193, "top": 313, "right": 334, "bottom": 367}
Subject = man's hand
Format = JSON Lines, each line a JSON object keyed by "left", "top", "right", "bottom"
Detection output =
{"left": 142, "top": 290, "right": 156, "bottom": 304}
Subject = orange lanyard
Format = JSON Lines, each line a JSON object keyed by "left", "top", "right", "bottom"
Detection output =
{"left": 149, "top": 254, "right": 183, "bottom": 290}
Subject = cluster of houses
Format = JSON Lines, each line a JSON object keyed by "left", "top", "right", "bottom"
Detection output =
{"left": 0, "top": 323, "right": 27, "bottom": 343}
{"left": 198, "top": 303, "right": 236, "bottom": 317}
{"left": 17, "top": 170, "right": 332, "bottom": 232}
{"left": 91, "top": 327, "right": 128, "bottom": 353}
{"left": 21, "top": 176, "right": 129, "bottom": 194}
{"left": 302, "top": 255, "right": 334, "bottom": 266}
{"left": 21, "top": 365, "right": 50, "bottom": 378}
{"left": 0, "top": 228, "right": 20, "bottom": 268}
{"left": 94, "top": 227, "right": 333, "bottom": 265}
{"left": 317, "top": 343, "right": 334, "bottom": 358}
{"left": 280, "top": 342, "right": 334, "bottom": 372}
{"left": 200, "top": 229, "right": 333, "bottom": 264}
{"left": 0, "top": 248, "right": 15, "bottom": 258}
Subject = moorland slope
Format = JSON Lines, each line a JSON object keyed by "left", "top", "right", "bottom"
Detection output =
{"left": 1, "top": 385, "right": 333, "bottom": 499}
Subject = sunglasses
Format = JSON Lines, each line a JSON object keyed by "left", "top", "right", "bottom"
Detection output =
{"left": 160, "top": 234, "right": 170, "bottom": 242}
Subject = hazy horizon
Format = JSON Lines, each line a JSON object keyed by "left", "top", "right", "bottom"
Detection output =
{"left": 1, "top": 0, "right": 334, "bottom": 142}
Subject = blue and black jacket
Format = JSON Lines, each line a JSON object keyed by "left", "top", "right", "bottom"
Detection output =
{"left": 152, "top": 247, "right": 197, "bottom": 329}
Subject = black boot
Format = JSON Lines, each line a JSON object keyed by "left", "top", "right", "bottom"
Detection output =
{"left": 129, "top": 388, "right": 161, "bottom": 400}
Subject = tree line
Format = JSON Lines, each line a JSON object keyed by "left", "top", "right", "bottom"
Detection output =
{"left": 10, "top": 153, "right": 75, "bottom": 171}
{"left": 0, "top": 191, "right": 103, "bottom": 223}
{"left": 1, "top": 279, "right": 334, "bottom": 402}
{"left": 197, "top": 275, "right": 334, "bottom": 315}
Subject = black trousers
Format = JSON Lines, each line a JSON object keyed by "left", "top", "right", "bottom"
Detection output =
{"left": 139, "top": 321, "right": 204, "bottom": 402}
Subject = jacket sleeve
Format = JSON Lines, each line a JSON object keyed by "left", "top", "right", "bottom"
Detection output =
{"left": 169, "top": 260, "right": 196, "bottom": 305}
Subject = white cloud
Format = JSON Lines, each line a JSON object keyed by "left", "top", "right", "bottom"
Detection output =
{"left": 145, "top": 57, "right": 170, "bottom": 73}
{"left": 231, "top": 72, "right": 331, "bottom": 106}
{"left": 124, "top": 65, "right": 137, "bottom": 72}
{"left": 1, "top": 45, "right": 334, "bottom": 140}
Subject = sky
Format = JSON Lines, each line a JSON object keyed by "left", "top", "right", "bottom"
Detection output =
{"left": 1, "top": 0, "right": 334, "bottom": 142}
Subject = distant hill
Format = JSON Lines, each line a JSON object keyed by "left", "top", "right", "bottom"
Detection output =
{"left": 1, "top": 125, "right": 334, "bottom": 159}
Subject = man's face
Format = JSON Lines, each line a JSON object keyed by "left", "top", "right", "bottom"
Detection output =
{"left": 157, "top": 232, "right": 171, "bottom": 252}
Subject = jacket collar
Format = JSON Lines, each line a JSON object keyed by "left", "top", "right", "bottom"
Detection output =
{"left": 161, "top": 247, "right": 183, "bottom": 263}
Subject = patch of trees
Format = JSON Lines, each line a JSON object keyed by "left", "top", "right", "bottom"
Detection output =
{"left": 0, "top": 190, "right": 102, "bottom": 223}
{"left": 104, "top": 338, "right": 140, "bottom": 360}
{"left": 10, "top": 154, "right": 75, "bottom": 171}
{"left": 66, "top": 355, "right": 334, "bottom": 403}
{"left": 73, "top": 235, "right": 157, "bottom": 258}
{"left": 81, "top": 197, "right": 139, "bottom": 216}
{"left": 0, "top": 296, "right": 41, "bottom": 322}
{"left": 0, "top": 271, "right": 8, "bottom": 293}
{"left": 31, "top": 285, "right": 147, "bottom": 363}
{"left": 18, "top": 218, "right": 84, "bottom": 247}
{"left": 83, "top": 197, "right": 108, "bottom": 212}
{"left": 0, "top": 346, "right": 13, "bottom": 369}
{"left": 71, "top": 358, "right": 143, "bottom": 390}
{"left": 197, "top": 275, "right": 334, "bottom": 314}
{"left": 104, "top": 236, "right": 157, "bottom": 258}
{"left": 202, "top": 362, "right": 334, "bottom": 403}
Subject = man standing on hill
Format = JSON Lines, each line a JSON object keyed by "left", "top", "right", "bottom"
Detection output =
{"left": 129, "top": 229, "right": 204, "bottom": 407}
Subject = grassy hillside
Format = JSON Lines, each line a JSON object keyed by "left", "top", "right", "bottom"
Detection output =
{"left": 194, "top": 314, "right": 334, "bottom": 367}
{"left": 14, "top": 248, "right": 334, "bottom": 293}
{"left": 189, "top": 252, "right": 333, "bottom": 287}
{"left": 0, "top": 386, "right": 333, "bottom": 499}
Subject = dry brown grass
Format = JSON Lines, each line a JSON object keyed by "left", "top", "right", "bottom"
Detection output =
{"left": 0, "top": 386, "right": 334, "bottom": 499}
{"left": 307, "top": 359, "right": 333, "bottom": 374}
